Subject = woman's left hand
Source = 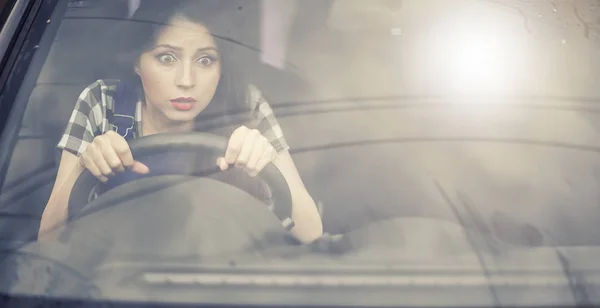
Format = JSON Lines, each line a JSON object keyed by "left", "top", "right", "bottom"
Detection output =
{"left": 217, "top": 126, "right": 278, "bottom": 177}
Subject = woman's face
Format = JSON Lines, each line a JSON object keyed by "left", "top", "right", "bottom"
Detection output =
{"left": 136, "top": 15, "right": 221, "bottom": 123}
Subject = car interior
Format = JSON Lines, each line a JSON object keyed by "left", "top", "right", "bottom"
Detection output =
{"left": 3, "top": 0, "right": 600, "bottom": 253}
{"left": 0, "top": 0, "right": 327, "bottom": 248}
{"left": 5, "top": 1, "right": 600, "bottom": 307}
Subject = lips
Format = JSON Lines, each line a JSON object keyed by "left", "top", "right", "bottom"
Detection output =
{"left": 170, "top": 97, "right": 196, "bottom": 111}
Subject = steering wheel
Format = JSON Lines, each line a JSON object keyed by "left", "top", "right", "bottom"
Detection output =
{"left": 67, "top": 132, "right": 294, "bottom": 230}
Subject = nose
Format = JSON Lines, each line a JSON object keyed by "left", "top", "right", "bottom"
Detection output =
{"left": 175, "top": 61, "right": 195, "bottom": 89}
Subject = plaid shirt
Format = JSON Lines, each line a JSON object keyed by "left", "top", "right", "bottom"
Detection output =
{"left": 57, "top": 79, "right": 290, "bottom": 156}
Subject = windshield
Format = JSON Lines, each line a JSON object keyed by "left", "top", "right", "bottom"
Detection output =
{"left": 1, "top": 0, "right": 600, "bottom": 307}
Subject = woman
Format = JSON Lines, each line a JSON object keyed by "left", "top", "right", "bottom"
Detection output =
{"left": 38, "top": 0, "right": 323, "bottom": 244}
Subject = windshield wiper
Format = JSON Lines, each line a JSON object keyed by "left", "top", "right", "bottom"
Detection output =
{"left": 556, "top": 249, "right": 591, "bottom": 306}
{"left": 434, "top": 181, "right": 502, "bottom": 307}
{"left": 432, "top": 184, "right": 595, "bottom": 307}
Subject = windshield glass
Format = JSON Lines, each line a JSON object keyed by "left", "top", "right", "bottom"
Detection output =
{"left": 1, "top": 0, "right": 600, "bottom": 306}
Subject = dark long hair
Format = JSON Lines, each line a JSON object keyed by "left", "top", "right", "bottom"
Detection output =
{"left": 118, "top": 0, "right": 258, "bottom": 132}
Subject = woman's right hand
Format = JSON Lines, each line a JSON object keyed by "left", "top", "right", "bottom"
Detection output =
{"left": 79, "top": 130, "right": 150, "bottom": 182}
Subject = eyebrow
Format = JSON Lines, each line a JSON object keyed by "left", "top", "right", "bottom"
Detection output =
{"left": 153, "top": 44, "right": 218, "bottom": 52}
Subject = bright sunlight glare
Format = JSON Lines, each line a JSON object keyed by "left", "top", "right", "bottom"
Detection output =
{"left": 424, "top": 6, "right": 531, "bottom": 98}
{"left": 450, "top": 35, "right": 501, "bottom": 89}
{"left": 436, "top": 33, "right": 524, "bottom": 96}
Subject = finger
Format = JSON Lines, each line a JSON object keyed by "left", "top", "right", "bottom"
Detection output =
{"left": 245, "top": 140, "right": 267, "bottom": 173}
{"left": 216, "top": 157, "right": 229, "bottom": 171}
{"left": 225, "top": 126, "right": 248, "bottom": 164}
{"left": 235, "top": 132, "right": 258, "bottom": 168}
{"left": 100, "top": 141, "right": 125, "bottom": 173}
{"left": 105, "top": 131, "right": 148, "bottom": 174}
{"left": 91, "top": 144, "right": 113, "bottom": 176}
{"left": 82, "top": 155, "right": 108, "bottom": 182}
{"left": 251, "top": 148, "right": 276, "bottom": 177}
{"left": 130, "top": 161, "right": 150, "bottom": 174}
{"left": 109, "top": 132, "right": 134, "bottom": 169}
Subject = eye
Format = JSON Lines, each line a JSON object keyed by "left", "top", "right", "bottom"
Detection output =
{"left": 157, "top": 53, "right": 177, "bottom": 64}
{"left": 197, "top": 56, "right": 215, "bottom": 67}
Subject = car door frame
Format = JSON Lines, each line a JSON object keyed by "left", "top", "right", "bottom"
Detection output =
{"left": 0, "top": 0, "right": 65, "bottom": 190}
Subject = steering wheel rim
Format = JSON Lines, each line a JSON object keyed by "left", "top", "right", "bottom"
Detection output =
{"left": 68, "top": 132, "right": 294, "bottom": 229}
